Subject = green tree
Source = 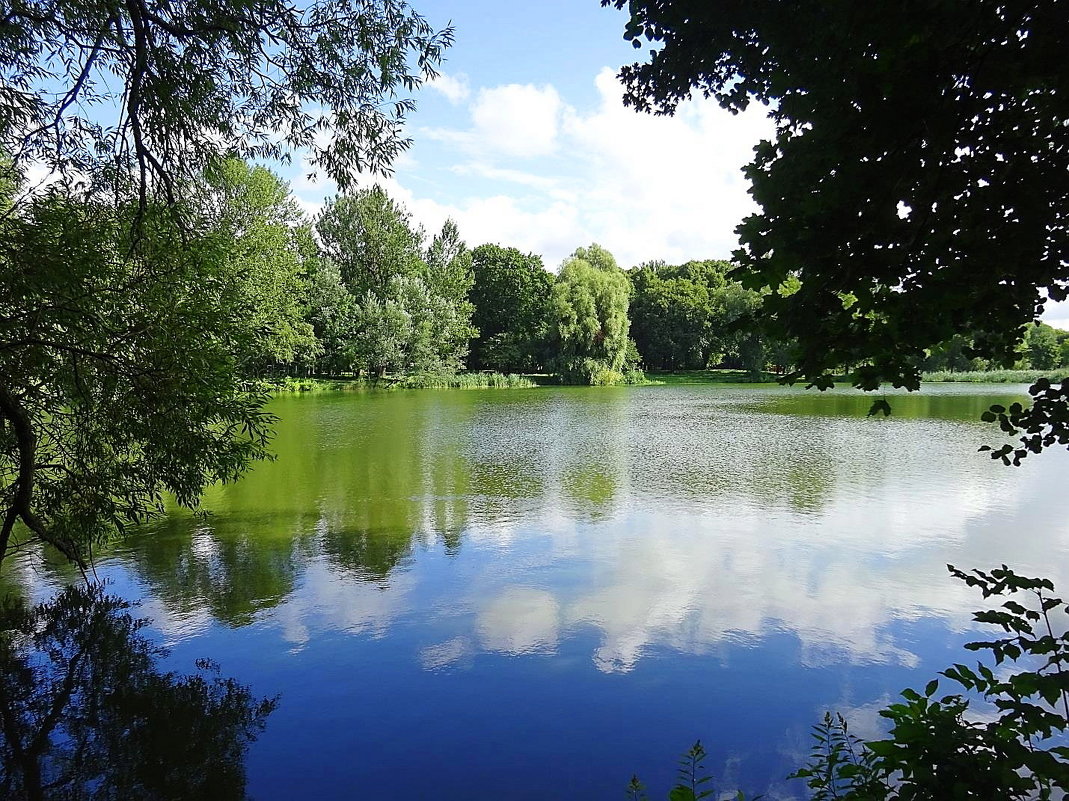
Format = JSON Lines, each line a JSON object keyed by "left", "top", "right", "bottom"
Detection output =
{"left": 629, "top": 259, "right": 743, "bottom": 370}
{"left": 424, "top": 220, "right": 478, "bottom": 371}
{"left": 205, "top": 159, "right": 320, "bottom": 374}
{"left": 1, "top": 1, "right": 452, "bottom": 201}
{"left": 0, "top": 185, "right": 277, "bottom": 566}
{"left": 629, "top": 260, "right": 781, "bottom": 373}
{"left": 1025, "top": 323, "right": 1060, "bottom": 371}
{"left": 304, "top": 262, "right": 361, "bottom": 375}
{"left": 468, "top": 244, "right": 554, "bottom": 372}
{"left": 0, "top": 0, "right": 450, "bottom": 566}
{"left": 316, "top": 187, "right": 426, "bottom": 299}
{"left": 607, "top": 0, "right": 1069, "bottom": 456}
{"left": 314, "top": 189, "right": 475, "bottom": 376}
{"left": 922, "top": 334, "right": 990, "bottom": 373}
{"left": 551, "top": 245, "right": 633, "bottom": 384}
{"left": 352, "top": 282, "right": 414, "bottom": 378}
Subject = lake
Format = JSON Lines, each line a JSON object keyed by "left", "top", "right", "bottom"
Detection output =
{"left": 6, "top": 382, "right": 1069, "bottom": 799}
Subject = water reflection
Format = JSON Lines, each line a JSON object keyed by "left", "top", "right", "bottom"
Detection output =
{"left": 0, "top": 584, "right": 275, "bottom": 799}
{"left": 39, "top": 385, "right": 1060, "bottom": 673}
{"left": 4, "top": 384, "right": 1067, "bottom": 799}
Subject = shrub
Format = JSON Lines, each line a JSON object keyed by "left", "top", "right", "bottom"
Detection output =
{"left": 793, "top": 565, "right": 1069, "bottom": 799}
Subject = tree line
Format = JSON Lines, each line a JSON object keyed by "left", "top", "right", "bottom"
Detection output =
{"left": 154, "top": 163, "right": 1069, "bottom": 388}
{"left": 134, "top": 161, "right": 800, "bottom": 387}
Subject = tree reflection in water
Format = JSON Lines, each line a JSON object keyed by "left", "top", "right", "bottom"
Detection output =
{"left": 0, "top": 584, "right": 277, "bottom": 800}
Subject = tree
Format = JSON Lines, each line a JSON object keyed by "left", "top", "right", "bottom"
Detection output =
{"left": 0, "top": 0, "right": 451, "bottom": 566}
{"left": 304, "top": 261, "right": 361, "bottom": 375}
{"left": 607, "top": 0, "right": 1069, "bottom": 458}
{"left": 922, "top": 334, "right": 989, "bottom": 373}
{"left": 0, "top": 182, "right": 275, "bottom": 566}
{"left": 314, "top": 188, "right": 475, "bottom": 376}
{"left": 628, "top": 260, "right": 784, "bottom": 373}
{"left": 629, "top": 259, "right": 747, "bottom": 370}
{"left": 204, "top": 159, "right": 320, "bottom": 374}
{"left": 551, "top": 245, "right": 633, "bottom": 383}
{"left": 1025, "top": 323, "right": 1060, "bottom": 371}
{"left": 1, "top": 0, "right": 452, "bottom": 204}
{"left": 424, "top": 220, "right": 478, "bottom": 371}
{"left": 468, "top": 244, "right": 554, "bottom": 372}
{"left": 316, "top": 187, "right": 426, "bottom": 299}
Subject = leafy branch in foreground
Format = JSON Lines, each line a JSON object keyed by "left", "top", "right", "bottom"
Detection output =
{"left": 981, "top": 377, "right": 1069, "bottom": 465}
{"left": 1, "top": 0, "right": 452, "bottom": 204}
{"left": 794, "top": 565, "right": 1069, "bottom": 800}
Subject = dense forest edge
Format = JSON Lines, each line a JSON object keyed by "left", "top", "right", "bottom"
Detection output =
{"left": 96, "top": 160, "right": 1066, "bottom": 394}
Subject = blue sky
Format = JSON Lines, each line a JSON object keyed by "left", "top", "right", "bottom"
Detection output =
{"left": 286, "top": 0, "right": 774, "bottom": 272}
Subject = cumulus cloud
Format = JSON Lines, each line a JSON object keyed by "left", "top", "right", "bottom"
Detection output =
{"left": 469, "top": 83, "right": 563, "bottom": 158}
{"left": 325, "top": 68, "right": 774, "bottom": 269}
{"left": 425, "top": 72, "right": 471, "bottom": 104}
{"left": 1042, "top": 298, "right": 1069, "bottom": 330}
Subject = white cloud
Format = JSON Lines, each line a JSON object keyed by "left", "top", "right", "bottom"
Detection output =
{"left": 426, "top": 72, "right": 471, "bottom": 104}
{"left": 329, "top": 68, "right": 774, "bottom": 269}
{"left": 469, "top": 83, "right": 563, "bottom": 159}
{"left": 1043, "top": 298, "right": 1069, "bottom": 331}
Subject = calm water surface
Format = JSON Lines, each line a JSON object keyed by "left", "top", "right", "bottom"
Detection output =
{"left": 7, "top": 383, "right": 1069, "bottom": 799}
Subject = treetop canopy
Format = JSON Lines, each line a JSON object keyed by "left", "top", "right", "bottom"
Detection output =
{"left": 0, "top": 0, "right": 453, "bottom": 204}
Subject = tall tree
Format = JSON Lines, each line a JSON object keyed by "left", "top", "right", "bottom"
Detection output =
{"left": 468, "top": 244, "right": 554, "bottom": 372}
{"left": 0, "top": 185, "right": 274, "bottom": 566}
{"left": 0, "top": 0, "right": 449, "bottom": 565}
{"left": 1025, "top": 324, "right": 1060, "bottom": 371}
{"left": 204, "top": 159, "right": 320, "bottom": 374}
{"left": 316, "top": 187, "right": 426, "bottom": 298}
{"left": 425, "top": 220, "right": 478, "bottom": 371}
{"left": 607, "top": 0, "right": 1069, "bottom": 458}
{"left": 551, "top": 245, "right": 633, "bottom": 383}
{"left": 629, "top": 260, "right": 727, "bottom": 370}
{"left": 313, "top": 188, "right": 474, "bottom": 376}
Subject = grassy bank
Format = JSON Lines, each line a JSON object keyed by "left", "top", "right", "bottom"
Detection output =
{"left": 645, "top": 369, "right": 779, "bottom": 385}
{"left": 921, "top": 368, "right": 1069, "bottom": 383}
{"left": 270, "top": 372, "right": 539, "bottom": 392}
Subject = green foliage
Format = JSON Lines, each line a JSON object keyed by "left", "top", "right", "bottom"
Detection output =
{"left": 551, "top": 245, "right": 634, "bottom": 383}
{"left": 922, "top": 369, "right": 1068, "bottom": 384}
{"left": 628, "top": 260, "right": 726, "bottom": 370}
{"left": 312, "top": 188, "right": 476, "bottom": 376}
{"left": 390, "top": 372, "right": 537, "bottom": 390}
{"left": 304, "top": 261, "right": 361, "bottom": 375}
{"left": 205, "top": 159, "right": 320, "bottom": 372}
{"left": 628, "top": 261, "right": 788, "bottom": 374}
{"left": 980, "top": 377, "right": 1069, "bottom": 466}
{"left": 1026, "top": 324, "right": 1061, "bottom": 371}
{"left": 791, "top": 714, "right": 885, "bottom": 801}
{"left": 922, "top": 335, "right": 991, "bottom": 373}
{"left": 0, "top": 583, "right": 277, "bottom": 798}
{"left": 0, "top": 187, "right": 274, "bottom": 565}
{"left": 0, "top": 0, "right": 451, "bottom": 198}
{"left": 793, "top": 565, "right": 1069, "bottom": 800}
{"left": 0, "top": 0, "right": 452, "bottom": 569}
{"left": 468, "top": 244, "right": 554, "bottom": 372}
{"left": 316, "top": 187, "right": 426, "bottom": 299}
{"left": 671, "top": 741, "right": 716, "bottom": 801}
{"left": 607, "top": 0, "right": 1069, "bottom": 454}
{"left": 629, "top": 741, "right": 752, "bottom": 801}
